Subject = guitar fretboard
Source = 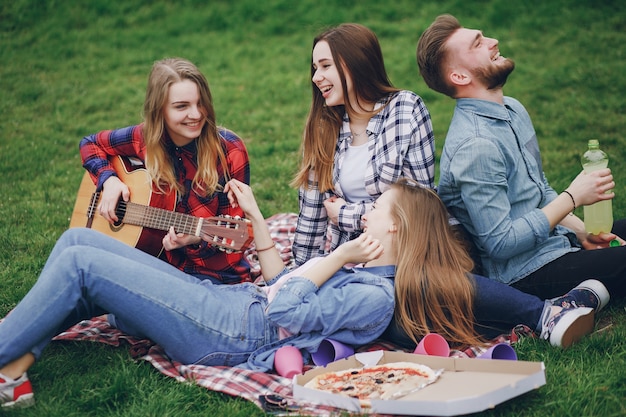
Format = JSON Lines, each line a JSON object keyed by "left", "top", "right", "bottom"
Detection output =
{"left": 119, "top": 201, "right": 202, "bottom": 236}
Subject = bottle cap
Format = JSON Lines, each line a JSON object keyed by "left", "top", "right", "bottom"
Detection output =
{"left": 609, "top": 239, "right": 620, "bottom": 247}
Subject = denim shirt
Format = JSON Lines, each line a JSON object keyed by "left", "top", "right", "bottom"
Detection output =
{"left": 438, "top": 97, "right": 579, "bottom": 284}
{"left": 245, "top": 265, "right": 395, "bottom": 372}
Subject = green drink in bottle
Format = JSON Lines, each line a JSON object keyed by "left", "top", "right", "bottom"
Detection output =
{"left": 581, "top": 139, "right": 613, "bottom": 234}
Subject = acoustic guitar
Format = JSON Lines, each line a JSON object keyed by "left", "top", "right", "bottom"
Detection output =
{"left": 69, "top": 155, "right": 253, "bottom": 256}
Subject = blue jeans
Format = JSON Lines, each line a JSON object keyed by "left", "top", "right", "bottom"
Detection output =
{"left": 0, "top": 228, "right": 277, "bottom": 368}
{"left": 471, "top": 274, "right": 544, "bottom": 338}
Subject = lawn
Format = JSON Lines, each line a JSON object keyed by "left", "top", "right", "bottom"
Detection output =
{"left": 1, "top": 0, "right": 625, "bottom": 415}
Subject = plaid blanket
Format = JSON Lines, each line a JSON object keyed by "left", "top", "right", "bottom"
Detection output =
{"left": 52, "top": 213, "right": 534, "bottom": 415}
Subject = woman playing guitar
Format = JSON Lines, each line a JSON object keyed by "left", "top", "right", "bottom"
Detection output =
{"left": 78, "top": 58, "right": 251, "bottom": 285}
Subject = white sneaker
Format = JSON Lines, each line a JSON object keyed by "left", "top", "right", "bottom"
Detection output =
{"left": 0, "top": 372, "right": 34, "bottom": 409}
{"left": 550, "top": 279, "right": 610, "bottom": 312}
{"left": 539, "top": 306, "right": 595, "bottom": 348}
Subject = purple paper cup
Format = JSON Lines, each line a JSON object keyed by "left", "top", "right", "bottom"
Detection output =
{"left": 413, "top": 333, "right": 450, "bottom": 357}
{"left": 478, "top": 343, "right": 517, "bottom": 361}
{"left": 274, "top": 346, "right": 304, "bottom": 378}
{"left": 311, "top": 339, "right": 355, "bottom": 366}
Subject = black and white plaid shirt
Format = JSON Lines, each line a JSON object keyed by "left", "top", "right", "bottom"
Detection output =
{"left": 293, "top": 90, "right": 436, "bottom": 265}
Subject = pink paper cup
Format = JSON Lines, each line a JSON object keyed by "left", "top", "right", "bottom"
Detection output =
{"left": 311, "top": 338, "right": 355, "bottom": 366}
{"left": 478, "top": 343, "right": 517, "bottom": 361}
{"left": 274, "top": 346, "right": 304, "bottom": 378}
{"left": 413, "top": 333, "right": 450, "bottom": 357}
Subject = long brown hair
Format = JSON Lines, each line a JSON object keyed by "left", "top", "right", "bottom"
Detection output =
{"left": 391, "top": 178, "right": 485, "bottom": 348}
{"left": 292, "top": 23, "right": 399, "bottom": 192}
{"left": 143, "top": 58, "right": 228, "bottom": 196}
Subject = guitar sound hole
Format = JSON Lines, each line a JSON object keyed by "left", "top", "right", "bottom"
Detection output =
{"left": 114, "top": 201, "right": 127, "bottom": 226}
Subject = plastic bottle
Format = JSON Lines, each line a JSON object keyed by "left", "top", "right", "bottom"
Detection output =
{"left": 581, "top": 139, "right": 613, "bottom": 234}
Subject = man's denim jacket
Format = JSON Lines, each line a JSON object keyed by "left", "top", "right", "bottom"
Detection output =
{"left": 438, "top": 97, "right": 579, "bottom": 284}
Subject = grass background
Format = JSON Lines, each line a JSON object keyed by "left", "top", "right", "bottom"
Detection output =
{"left": 1, "top": 0, "right": 625, "bottom": 415}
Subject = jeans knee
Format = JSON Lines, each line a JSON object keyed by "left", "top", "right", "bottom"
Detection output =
{"left": 59, "top": 228, "right": 106, "bottom": 251}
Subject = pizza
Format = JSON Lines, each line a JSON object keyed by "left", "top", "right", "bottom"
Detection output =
{"left": 303, "top": 362, "right": 441, "bottom": 400}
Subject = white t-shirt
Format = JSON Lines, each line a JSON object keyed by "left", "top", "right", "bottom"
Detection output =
{"left": 338, "top": 142, "right": 370, "bottom": 203}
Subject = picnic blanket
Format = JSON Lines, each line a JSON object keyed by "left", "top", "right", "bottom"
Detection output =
{"left": 52, "top": 213, "right": 534, "bottom": 415}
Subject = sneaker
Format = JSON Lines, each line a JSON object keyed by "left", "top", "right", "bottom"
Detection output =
{"left": 550, "top": 279, "right": 610, "bottom": 312}
{"left": 0, "top": 372, "right": 34, "bottom": 409}
{"left": 539, "top": 306, "right": 595, "bottom": 348}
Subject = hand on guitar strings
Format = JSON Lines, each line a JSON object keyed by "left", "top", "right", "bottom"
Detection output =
{"left": 99, "top": 176, "right": 131, "bottom": 223}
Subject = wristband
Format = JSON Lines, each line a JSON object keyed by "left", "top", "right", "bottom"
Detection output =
{"left": 256, "top": 244, "right": 275, "bottom": 253}
{"left": 562, "top": 190, "right": 576, "bottom": 211}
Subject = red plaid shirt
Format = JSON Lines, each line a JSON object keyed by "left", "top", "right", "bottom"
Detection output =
{"left": 79, "top": 124, "right": 252, "bottom": 284}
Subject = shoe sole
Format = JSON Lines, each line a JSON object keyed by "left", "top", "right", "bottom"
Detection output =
{"left": 550, "top": 307, "right": 595, "bottom": 348}
{"left": 1, "top": 393, "right": 35, "bottom": 409}
{"left": 576, "top": 279, "right": 610, "bottom": 312}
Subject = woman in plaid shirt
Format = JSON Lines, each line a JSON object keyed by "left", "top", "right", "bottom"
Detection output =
{"left": 292, "top": 23, "right": 436, "bottom": 265}
{"left": 79, "top": 58, "right": 251, "bottom": 285}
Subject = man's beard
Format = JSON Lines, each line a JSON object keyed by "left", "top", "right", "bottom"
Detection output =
{"left": 473, "top": 58, "right": 516, "bottom": 90}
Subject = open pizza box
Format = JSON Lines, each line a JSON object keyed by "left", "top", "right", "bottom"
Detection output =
{"left": 293, "top": 350, "right": 546, "bottom": 416}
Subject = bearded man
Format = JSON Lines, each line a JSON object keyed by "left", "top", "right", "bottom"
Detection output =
{"left": 416, "top": 15, "right": 626, "bottom": 300}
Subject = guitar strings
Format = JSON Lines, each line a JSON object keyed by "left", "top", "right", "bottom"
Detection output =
{"left": 110, "top": 201, "right": 248, "bottom": 251}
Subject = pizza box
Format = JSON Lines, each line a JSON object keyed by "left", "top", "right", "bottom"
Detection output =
{"left": 293, "top": 350, "right": 546, "bottom": 416}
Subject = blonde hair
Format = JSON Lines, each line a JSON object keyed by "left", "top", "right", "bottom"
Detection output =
{"left": 391, "top": 179, "right": 485, "bottom": 348}
{"left": 143, "top": 58, "right": 228, "bottom": 196}
{"left": 292, "top": 23, "right": 399, "bottom": 192}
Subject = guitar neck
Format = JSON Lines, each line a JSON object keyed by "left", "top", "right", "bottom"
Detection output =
{"left": 71, "top": 156, "right": 252, "bottom": 253}
{"left": 121, "top": 201, "right": 201, "bottom": 236}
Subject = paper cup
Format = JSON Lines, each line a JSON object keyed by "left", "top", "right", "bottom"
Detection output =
{"left": 413, "top": 333, "right": 450, "bottom": 357}
{"left": 274, "top": 346, "right": 303, "bottom": 378}
{"left": 311, "top": 338, "right": 355, "bottom": 366}
{"left": 478, "top": 343, "right": 517, "bottom": 361}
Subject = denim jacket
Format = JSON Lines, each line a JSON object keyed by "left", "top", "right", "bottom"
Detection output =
{"left": 245, "top": 265, "right": 395, "bottom": 372}
{"left": 438, "top": 97, "right": 579, "bottom": 284}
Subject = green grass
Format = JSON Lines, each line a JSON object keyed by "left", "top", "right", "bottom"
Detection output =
{"left": 1, "top": 0, "right": 625, "bottom": 415}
